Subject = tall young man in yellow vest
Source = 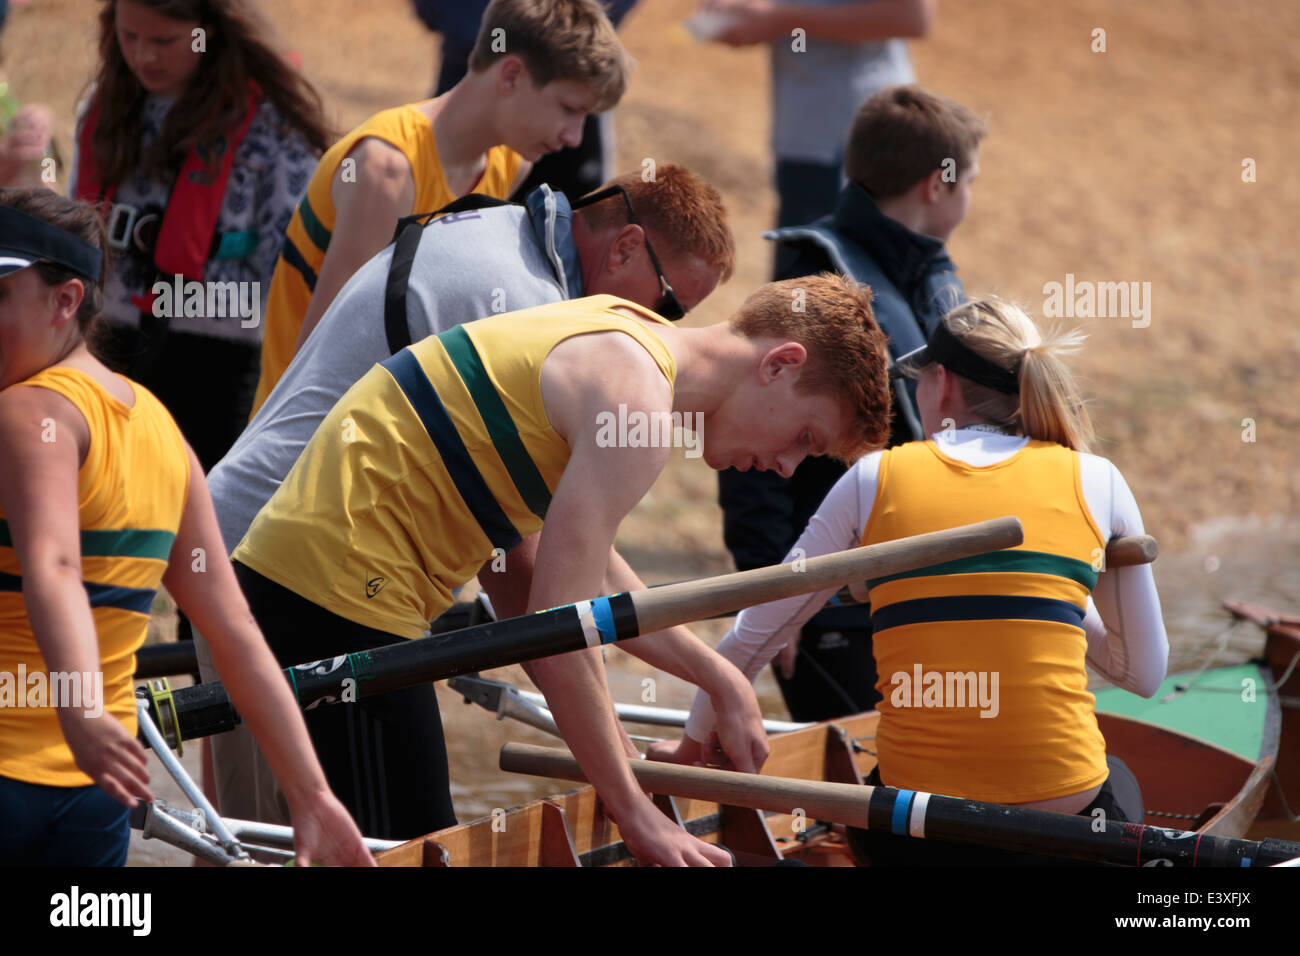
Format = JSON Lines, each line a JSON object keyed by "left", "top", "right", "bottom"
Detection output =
{"left": 251, "top": 0, "right": 630, "bottom": 413}
{"left": 231, "top": 275, "right": 892, "bottom": 865}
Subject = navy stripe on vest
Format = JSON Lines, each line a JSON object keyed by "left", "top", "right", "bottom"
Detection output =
{"left": 280, "top": 238, "right": 318, "bottom": 292}
{"left": 84, "top": 581, "right": 157, "bottom": 615}
{"left": 1, "top": 569, "right": 155, "bottom": 615}
{"left": 871, "top": 594, "right": 1086, "bottom": 634}
{"left": 380, "top": 349, "right": 523, "bottom": 553}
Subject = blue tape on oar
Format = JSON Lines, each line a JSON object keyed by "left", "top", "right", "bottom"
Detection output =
{"left": 892, "top": 790, "right": 915, "bottom": 835}
{"left": 592, "top": 596, "right": 618, "bottom": 645}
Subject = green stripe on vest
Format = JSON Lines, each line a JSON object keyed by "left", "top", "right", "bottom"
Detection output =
{"left": 440, "top": 325, "right": 553, "bottom": 521}
{"left": 867, "top": 548, "right": 1099, "bottom": 591}
{"left": 297, "top": 195, "right": 332, "bottom": 254}
{"left": 0, "top": 520, "right": 175, "bottom": 561}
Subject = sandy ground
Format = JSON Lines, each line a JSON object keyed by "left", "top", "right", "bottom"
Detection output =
{"left": 4, "top": 0, "right": 1298, "bottom": 858}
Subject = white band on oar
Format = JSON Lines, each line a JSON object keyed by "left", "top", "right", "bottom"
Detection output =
{"left": 573, "top": 600, "right": 601, "bottom": 647}
{"left": 909, "top": 791, "right": 930, "bottom": 839}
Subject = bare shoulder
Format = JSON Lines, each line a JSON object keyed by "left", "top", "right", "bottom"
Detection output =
{"left": 0, "top": 382, "right": 86, "bottom": 434}
{"left": 334, "top": 136, "right": 415, "bottom": 204}
{"left": 540, "top": 325, "right": 673, "bottom": 442}
{"left": 0, "top": 383, "right": 89, "bottom": 464}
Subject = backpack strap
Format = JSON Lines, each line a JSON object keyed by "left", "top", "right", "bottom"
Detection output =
{"left": 383, "top": 194, "right": 520, "bottom": 354}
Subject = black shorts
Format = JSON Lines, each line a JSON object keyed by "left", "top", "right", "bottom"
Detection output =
{"left": 233, "top": 561, "right": 458, "bottom": 841}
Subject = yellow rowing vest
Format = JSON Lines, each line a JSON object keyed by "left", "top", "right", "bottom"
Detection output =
{"left": 234, "top": 296, "right": 677, "bottom": 639}
{"left": 862, "top": 439, "right": 1108, "bottom": 804}
{"left": 251, "top": 99, "right": 524, "bottom": 415}
{"left": 0, "top": 368, "right": 189, "bottom": 787}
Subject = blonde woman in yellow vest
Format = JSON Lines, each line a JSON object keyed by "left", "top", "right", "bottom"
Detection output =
{"left": 229, "top": 275, "right": 893, "bottom": 866}
{"left": 666, "top": 297, "right": 1169, "bottom": 864}
{"left": 0, "top": 189, "right": 373, "bottom": 866}
{"left": 250, "top": 0, "right": 631, "bottom": 413}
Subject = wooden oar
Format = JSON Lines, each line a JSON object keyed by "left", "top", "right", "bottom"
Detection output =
{"left": 133, "top": 534, "right": 1159, "bottom": 681}
{"left": 499, "top": 742, "right": 1300, "bottom": 868}
{"left": 143, "top": 517, "right": 1023, "bottom": 746}
{"left": 1103, "top": 533, "right": 1158, "bottom": 567}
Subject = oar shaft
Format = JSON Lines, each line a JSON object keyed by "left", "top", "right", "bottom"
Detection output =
{"left": 499, "top": 742, "right": 1300, "bottom": 868}
{"left": 630, "top": 517, "right": 1022, "bottom": 635}
{"left": 842, "top": 533, "right": 1156, "bottom": 604}
{"left": 148, "top": 518, "right": 1023, "bottom": 744}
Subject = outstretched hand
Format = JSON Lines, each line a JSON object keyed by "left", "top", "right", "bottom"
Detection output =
{"left": 645, "top": 735, "right": 706, "bottom": 766}
{"left": 699, "top": 0, "right": 782, "bottom": 47}
{"left": 59, "top": 711, "right": 154, "bottom": 809}
{"left": 287, "top": 790, "right": 378, "bottom": 867}
{"left": 614, "top": 801, "right": 734, "bottom": 867}
{"left": 712, "top": 679, "right": 771, "bottom": 774}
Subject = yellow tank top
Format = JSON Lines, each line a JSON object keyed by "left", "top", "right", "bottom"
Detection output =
{"left": 251, "top": 98, "right": 524, "bottom": 415}
{"left": 234, "top": 296, "right": 677, "bottom": 639}
{"left": 862, "top": 439, "right": 1108, "bottom": 804}
{"left": 0, "top": 367, "right": 189, "bottom": 787}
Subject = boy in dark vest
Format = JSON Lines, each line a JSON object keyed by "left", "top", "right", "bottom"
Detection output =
{"left": 717, "top": 84, "right": 987, "bottom": 721}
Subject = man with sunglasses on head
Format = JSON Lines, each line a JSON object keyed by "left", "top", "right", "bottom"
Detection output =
{"left": 198, "top": 166, "right": 732, "bottom": 837}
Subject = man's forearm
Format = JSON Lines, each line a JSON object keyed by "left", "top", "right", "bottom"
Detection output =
{"left": 770, "top": 0, "right": 933, "bottom": 43}
{"left": 603, "top": 547, "right": 748, "bottom": 706}
{"left": 527, "top": 648, "right": 652, "bottom": 817}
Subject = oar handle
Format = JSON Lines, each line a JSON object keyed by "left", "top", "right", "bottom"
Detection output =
{"left": 501, "top": 740, "right": 870, "bottom": 826}
{"left": 1103, "top": 534, "right": 1157, "bottom": 568}
{"left": 631, "top": 516, "right": 1023, "bottom": 634}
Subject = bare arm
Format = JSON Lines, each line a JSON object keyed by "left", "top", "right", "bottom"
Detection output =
{"left": 523, "top": 331, "right": 731, "bottom": 865}
{"left": 604, "top": 547, "right": 769, "bottom": 772}
{"left": 290, "top": 138, "right": 416, "bottom": 354}
{"left": 475, "top": 533, "right": 539, "bottom": 620}
{"left": 477, "top": 535, "right": 642, "bottom": 760}
{"left": 162, "top": 445, "right": 374, "bottom": 865}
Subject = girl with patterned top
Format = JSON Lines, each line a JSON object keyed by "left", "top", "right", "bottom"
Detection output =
{"left": 70, "top": 0, "right": 332, "bottom": 471}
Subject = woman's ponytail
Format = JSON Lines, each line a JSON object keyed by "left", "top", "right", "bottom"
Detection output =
{"left": 943, "top": 298, "right": 1094, "bottom": 452}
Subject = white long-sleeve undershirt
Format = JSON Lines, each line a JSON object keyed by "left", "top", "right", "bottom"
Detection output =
{"left": 685, "top": 430, "right": 1169, "bottom": 741}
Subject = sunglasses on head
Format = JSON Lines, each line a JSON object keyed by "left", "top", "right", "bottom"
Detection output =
{"left": 573, "top": 185, "right": 686, "bottom": 320}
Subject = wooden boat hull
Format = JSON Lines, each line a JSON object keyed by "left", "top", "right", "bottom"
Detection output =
{"left": 1223, "top": 600, "right": 1300, "bottom": 841}
{"left": 1093, "top": 659, "right": 1279, "bottom": 838}
{"left": 376, "top": 697, "right": 1278, "bottom": 865}
{"left": 378, "top": 597, "right": 1298, "bottom": 866}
